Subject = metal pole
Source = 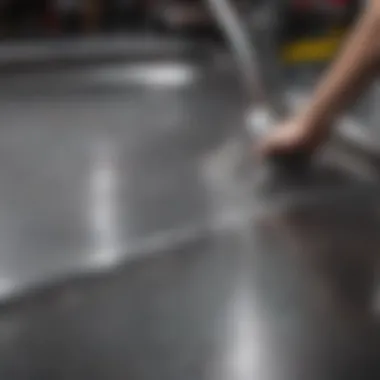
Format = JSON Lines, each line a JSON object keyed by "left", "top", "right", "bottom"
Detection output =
{"left": 206, "top": 0, "right": 267, "bottom": 104}
{"left": 206, "top": 0, "right": 285, "bottom": 135}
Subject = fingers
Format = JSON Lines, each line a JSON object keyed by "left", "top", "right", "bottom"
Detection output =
{"left": 256, "top": 135, "right": 285, "bottom": 157}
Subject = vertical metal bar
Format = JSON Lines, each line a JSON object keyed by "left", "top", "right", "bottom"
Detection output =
{"left": 206, "top": 0, "right": 267, "bottom": 105}
{"left": 206, "top": 0, "right": 285, "bottom": 135}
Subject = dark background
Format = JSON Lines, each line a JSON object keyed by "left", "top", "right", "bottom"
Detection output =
{"left": 0, "top": 0, "right": 362, "bottom": 41}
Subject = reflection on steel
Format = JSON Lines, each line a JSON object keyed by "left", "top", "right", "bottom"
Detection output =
{"left": 88, "top": 140, "right": 121, "bottom": 267}
{"left": 206, "top": 0, "right": 267, "bottom": 104}
{"left": 93, "top": 62, "right": 199, "bottom": 88}
{"left": 206, "top": 0, "right": 285, "bottom": 137}
{"left": 223, "top": 283, "right": 265, "bottom": 380}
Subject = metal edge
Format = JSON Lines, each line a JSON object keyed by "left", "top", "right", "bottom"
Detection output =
{"left": 0, "top": 35, "right": 206, "bottom": 68}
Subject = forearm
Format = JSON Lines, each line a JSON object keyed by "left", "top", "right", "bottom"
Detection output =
{"left": 300, "top": 4, "right": 380, "bottom": 131}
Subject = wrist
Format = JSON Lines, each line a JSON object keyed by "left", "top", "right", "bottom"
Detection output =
{"left": 296, "top": 106, "right": 333, "bottom": 136}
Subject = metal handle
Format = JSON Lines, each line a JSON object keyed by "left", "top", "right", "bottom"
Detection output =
{"left": 206, "top": 0, "right": 287, "bottom": 137}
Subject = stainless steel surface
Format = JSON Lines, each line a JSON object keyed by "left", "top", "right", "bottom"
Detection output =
{"left": 0, "top": 35, "right": 202, "bottom": 65}
{"left": 0, "top": 37, "right": 380, "bottom": 379}
{"left": 3, "top": 204, "right": 380, "bottom": 380}
{"left": 0, "top": 48, "right": 249, "bottom": 299}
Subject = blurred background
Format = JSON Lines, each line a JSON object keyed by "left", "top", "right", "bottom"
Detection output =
{"left": 0, "top": 0, "right": 360, "bottom": 49}
{"left": 0, "top": 0, "right": 366, "bottom": 93}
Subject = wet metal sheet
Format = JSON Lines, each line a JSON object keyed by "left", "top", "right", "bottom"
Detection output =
{"left": 0, "top": 40, "right": 379, "bottom": 380}
{"left": 1, "top": 198, "right": 380, "bottom": 380}
{"left": 0, "top": 54, "right": 249, "bottom": 299}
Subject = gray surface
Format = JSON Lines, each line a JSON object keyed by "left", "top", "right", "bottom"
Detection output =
{"left": 0, "top": 51, "right": 248, "bottom": 299}
{"left": 0, "top": 35, "right": 203, "bottom": 65}
{"left": 0, "top": 38, "right": 380, "bottom": 379}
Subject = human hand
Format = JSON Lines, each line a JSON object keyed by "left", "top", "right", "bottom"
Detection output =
{"left": 256, "top": 116, "right": 330, "bottom": 157}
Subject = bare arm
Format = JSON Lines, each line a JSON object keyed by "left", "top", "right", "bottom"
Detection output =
{"left": 299, "top": 1, "right": 380, "bottom": 133}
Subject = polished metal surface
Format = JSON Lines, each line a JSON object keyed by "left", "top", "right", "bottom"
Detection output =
{"left": 0, "top": 35, "right": 203, "bottom": 66}
{"left": 0, "top": 37, "right": 380, "bottom": 379}
{"left": 0, "top": 52, "right": 246, "bottom": 299}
